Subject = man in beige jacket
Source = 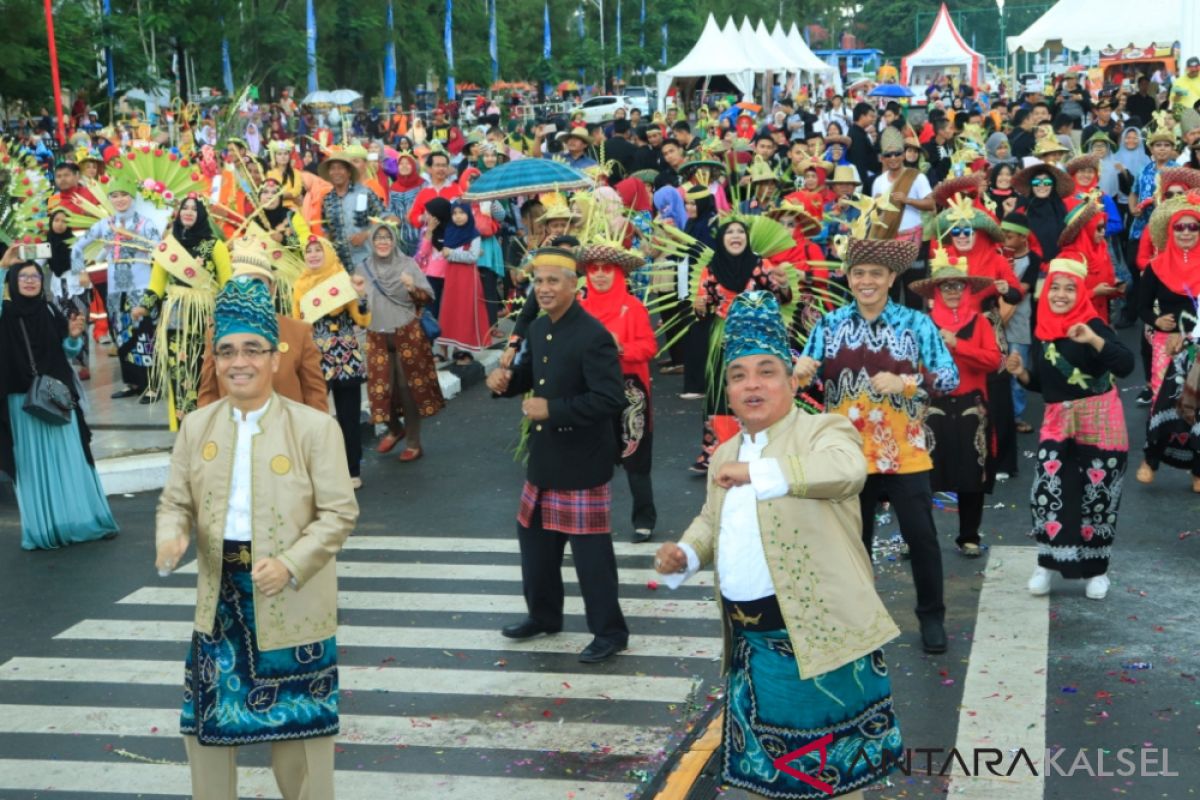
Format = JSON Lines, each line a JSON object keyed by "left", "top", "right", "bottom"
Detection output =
{"left": 156, "top": 275, "right": 358, "bottom": 800}
{"left": 655, "top": 291, "right": 902, "bottom": 799}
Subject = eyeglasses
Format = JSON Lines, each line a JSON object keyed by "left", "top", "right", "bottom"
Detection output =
{"left": 949, "top": 227, "right": 974, "bottom": 237}
{"left": 16, "top": 274, "right": 42, "bottom": 283}
{"left": 881, "top": 150, "right": 903, "bottom": 158}
{"left": 1166, "top": 189, "right": 1186, "bottom": 199}
{"left": 214, "top": 346, "right": 277, "bottom": 361}
{"left": 939, "top": 281, "right": 967, "bottom": 293}
{"left": 1173, "top": 222, "right": 1200, "bottom": 233}
{"left": 1030, "top": 177, "right": 1055, "bottom": 187}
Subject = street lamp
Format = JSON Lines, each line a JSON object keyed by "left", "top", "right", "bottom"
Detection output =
{"left": 576, "top": 0, "right": 606, "bottom": 91}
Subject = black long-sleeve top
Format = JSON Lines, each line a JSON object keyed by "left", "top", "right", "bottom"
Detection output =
{"left": 1137, "top": 265, "right": 1195, "bottom": 332}
{"left": 1024, "top": 319, "right": 1135, "bottom": 403}
{"left": 496, "top": 301, "right": 625, "bottom": 489}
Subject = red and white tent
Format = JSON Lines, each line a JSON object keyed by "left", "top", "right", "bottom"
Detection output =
{"left": 902, "top": 3, "right": 984, "bottom": 89}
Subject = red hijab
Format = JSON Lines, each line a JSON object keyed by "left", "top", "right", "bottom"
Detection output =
{"left": 930, "top": 283, "right": 980, "bottom": 333}
{"left": 1035, "top": 265, "right": 1100, "bottom": 341}
{"left": 390, "top": 153, "right": 424, "bottom": 192}
{"left": 1149, "top": 208, "right": 1200, "bottom": 298}
{"left": 615, "top": 177, "right": 652, "bottom": 212}
{"left": 579, "top": 263, "right": 632, "bottom": 327}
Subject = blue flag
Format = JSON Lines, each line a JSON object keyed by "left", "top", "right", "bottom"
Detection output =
{"left": 639, "top": 0, "right": 645, "bottom": 49}
{"left": 543, "top": 1, "right": 551, "bottom": 98}
{"left": 222, "top": 36, "right": 234, "bottom": 95}
{"left": 488, "top": 0, "right": 499, "bottom": 83}
{"left": 102, "top": 0, "right": 116, "bottom": 98}
{"left": 306, "top": 0, "right": 318, "bottom": 94}
{"left": 384, "top": 2, "right": 397, "bottom": 99}
{"left": 616, "top": 0, "right": 622, "bottom": 80}
{"left": 445, "top": 0, "right": 456, "bottom": 101}
{"left": 661, "top": 23, "right": 668, "bottom": 65}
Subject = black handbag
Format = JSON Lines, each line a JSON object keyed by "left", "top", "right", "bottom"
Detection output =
{"left": 18, "top": 318, "right": 75, "bottom": 426}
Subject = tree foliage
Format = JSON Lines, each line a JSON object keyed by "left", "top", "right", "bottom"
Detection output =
{"left": 1, "top": 0, "right": 1026, "bottom": 111}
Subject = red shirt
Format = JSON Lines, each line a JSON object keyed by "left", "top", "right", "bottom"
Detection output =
{"left": 407, "top": 182, "right": 463, "bottom": 228}
{"left": 946, "top": 314, "right": 1003, "bottom": 398}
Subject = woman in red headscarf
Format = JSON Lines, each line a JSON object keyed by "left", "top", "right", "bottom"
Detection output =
{"left": 911, "top": 253, "right": 1001, "bottom": 558}
{"left": 1136, "top": 201, "right": 1200, "bottom": 490}
{"left": 577, "top": 244, "right": 659, "bottom": 542}
{"left": 1057, "top": 200, "right": 1122, "bottom": 324}
{"left": 1005, "top": 259, "right": 1135, "bottom": 600}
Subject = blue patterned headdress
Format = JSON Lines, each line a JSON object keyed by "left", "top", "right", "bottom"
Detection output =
{"left": 723, "top": 291, "right": 791, "bottom": 367}
{"left": 214, "top": 275, "right": 279, "bottom": 347}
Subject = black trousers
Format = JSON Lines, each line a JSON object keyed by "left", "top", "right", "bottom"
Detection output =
{"left": 624, "top": 469, "right": 657, "bottom": 530}
{"left": 427, "top": 276, "right": 445, "bottom": 319}
{"left": 478, "top": 266, "right": 501, "bottom": 328}
{"left": 859, "top": 471, "right": 945, "bottom": 623}
{"left": 330, "top": 379, "right": 363, "bottom": 478}
{"left": 517, "top": 505, "right": 629, "bottom": 645}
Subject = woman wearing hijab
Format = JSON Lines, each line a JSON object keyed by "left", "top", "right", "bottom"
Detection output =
{"left": 1057, "top": 198, "right": 1122, "bottom": 324}
{"left": 137, "top": 195, "right": 232, "bottom": 426}
{"left": 1005, "top": 259, "right": 1134, "bottom": 600}
{"left": 690, "top": 219, "right": 793, "bottom": 473}
{"left": 436, "top": 199, "right": 490, "bottom": 360}
{"left": 387, "top": 152, "right": 428, "bottom": 257}
{"left": 266, "top": 140, "right": 304, "bottom": 211}
{"left": 249, "top": 178, "right": 293, "bottom": 243}
{"left": 415, "top": 196, "right": 453, "bottom": 321}
{"left": 1014, "top": 162, "right": 1072, "bottom": 261}
{"left": 293, "top": 235, "right": 371, "bottom": 488}
{"left": 578, "top": 244, "right": 659, "bottom": 543}
{"left": 0, "top": 251, "right": 118, "bottom": 549}
{"left": 985, "top": 132, "right": 1017, "bottom": 168}
{"left": 46, "top": 209, "right": 90, "bottom": 379}
{"left": 459, "top": 168, "right": 507, "bottom": 331}
{"left": 912, "top": 251, "right": 1002, "bottom": 556}
{"left": 1135, "top": 199, "right": 1200, "bottom": 491}
{"left": 987, "top": 163, "right": 1024, "bottom": 219}
{"left": 360, "top": 223, "right": 444, "bottom": 463}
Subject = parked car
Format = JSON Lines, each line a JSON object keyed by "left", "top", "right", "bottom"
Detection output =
{"left": 569, "top": 95, "right": 632, "bottom": 124}
{"left": 622, "top": 87, "right": 653, "bottom": 116}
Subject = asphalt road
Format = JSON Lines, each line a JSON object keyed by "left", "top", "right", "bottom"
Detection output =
{"left": 0, "top": 330, "right": 1197, "bottom": 799}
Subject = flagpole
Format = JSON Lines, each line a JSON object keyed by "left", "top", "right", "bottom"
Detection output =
{"left": 43, "top": 0, "right": 67, "bottom": 146}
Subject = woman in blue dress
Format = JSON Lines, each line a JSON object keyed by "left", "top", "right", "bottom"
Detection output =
{"left": 0, "top": 251, "right": 118, "bottom": 550}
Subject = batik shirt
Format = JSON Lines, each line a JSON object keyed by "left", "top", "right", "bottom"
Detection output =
{"left": 1130, "top": 161, "right": 1164, "bottom": 240}
{"left": 802, "top": 301, "right": 959, "bottom": 475}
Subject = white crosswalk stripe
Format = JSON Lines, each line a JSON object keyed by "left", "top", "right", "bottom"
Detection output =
{"left": 0, "top": 535, "right": 719, "bottom": 798}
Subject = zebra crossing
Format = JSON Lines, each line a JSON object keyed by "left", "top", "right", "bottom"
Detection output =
{"left": 0, "top": 533, "right": 724, "bottom": 798}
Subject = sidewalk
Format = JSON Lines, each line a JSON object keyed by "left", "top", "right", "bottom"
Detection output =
{"left": 78, "top": 334, "right": 505, "bottom": 496}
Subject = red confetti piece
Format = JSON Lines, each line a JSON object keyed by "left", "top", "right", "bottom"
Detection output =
{"left": 542, "top": 710, "right": 552, "bottom": 718}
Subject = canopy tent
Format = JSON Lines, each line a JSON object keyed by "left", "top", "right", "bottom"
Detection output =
{"left": 1007, "top": 0, "right": 1184, "bottom": 54}
{"left": 740, "top": 17, "right": 798, "bottom": 72}
{"left": 782, "top": 22, "right": 842, "bottom": 93}
{"left": 902, "top": 3, "right": 984, "bottom": 88}
{"left": 656, "top": 14, "right": 755, "bottom": 110}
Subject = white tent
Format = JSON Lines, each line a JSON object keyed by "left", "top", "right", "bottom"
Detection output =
{"left": 902, "top": 3, "right": 984, "bottom": 88}
{"left": 749, "top": 18, "right": 801, "bottom": 72}
{"left": 656, "top": 14, "right": 755, "bottom": 110}
{"left": 1008, "top": 0, "right": 1183, "bottom": 54}
{"left": 780, "top": 22, "right": 837, "bottom": 77}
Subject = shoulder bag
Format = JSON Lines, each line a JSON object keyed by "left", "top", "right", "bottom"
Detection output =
{"left": 18, "top": 318, "right": 75, "bottom": 425}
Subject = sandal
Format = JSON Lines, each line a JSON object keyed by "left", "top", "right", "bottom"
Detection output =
{"left": 376, "top": 433, "right": 402, "bottom": 454}
{"left": 659, "top": 364, "right": 685, "bottom": 375}
{"left": 399, "top": 447, "right": 423, "bottom": 463}
{"left": 1015, "top": 419, "right": 1034, "bottom": 433}
{"left": 957, "top": 542, "right": 982, "bottom": 558}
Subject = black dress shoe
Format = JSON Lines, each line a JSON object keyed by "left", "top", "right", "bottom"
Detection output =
{"left": 501, "top": 618, "right": 560, "bottom": 640}
{"left": 920, "top": 618, "right": 947, "bottom": 654}
{"left": 578, "top": 638, "right": 628, "bottom": 663}
{"left": 111, "top": 386, "right": 141, "bottom": 399}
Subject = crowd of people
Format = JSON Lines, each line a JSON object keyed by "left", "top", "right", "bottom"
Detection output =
{"left": 3, "top": 63, "right": 1200, "bottom": 798}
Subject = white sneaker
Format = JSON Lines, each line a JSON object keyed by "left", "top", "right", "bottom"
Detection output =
{"left": 1027, "top": 567, "right": 1052, "bottom": 596}
{"left": 1085, "top": 574, "right": 1110, "bottom": 600}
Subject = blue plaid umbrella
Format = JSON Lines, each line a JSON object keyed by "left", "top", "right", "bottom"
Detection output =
{"left": 462, "top": 158, "right": 594, "bottom": 201}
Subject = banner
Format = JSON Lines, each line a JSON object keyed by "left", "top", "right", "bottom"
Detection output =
{"left": 543, "top": 1, "right": 551, "bottom": 98}
{"left": 306, "top": 0, "right": 318, "bottom": 94}
{"left": 488, "top": 0, "right": 498, "bottom": 83}
{"left": 445, "top": 0, "right": 456, "bottom": 100}
{"left": 661, "top": 23, "right": 668, "bottom": 65}
{"left": 221, "top": 32, "right": 235, "bottom": 95}
{"left": 616, "top": 0, "right": 622, "bottom": 80}
{"left": 384, "top": 1, "right": 397, "bottom": 98}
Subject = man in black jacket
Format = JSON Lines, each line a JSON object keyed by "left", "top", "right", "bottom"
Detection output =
{"left": 486, "top": 246, "right": 630, "bottom": 663}
{"left": 848, "top": 102, "right": 880, "bottom": 189}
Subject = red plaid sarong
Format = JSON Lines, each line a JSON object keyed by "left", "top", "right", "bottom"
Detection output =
{"left": 1041, "top": 387, "right": 1129, "bottom": 451}
{"left": 517, "top": 481, "right": 612, "bottom": 535}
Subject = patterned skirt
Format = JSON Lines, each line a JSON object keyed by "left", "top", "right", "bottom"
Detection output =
{"left": 366, "top": 324, "right": 446, "bottom": 424}
{"left": 109, "top": 291, "right": 157, "bottom": 369}
{"left": 180, "top": 545, "right": 339, "bottom": 745}
{"left": 1031, "top": 389, "right": 1128, "bottom": 579}
{"left": 927, "top": 390, "right": 989, "bottom": 495}
{"left": 723, "top": 629, "right": 903, "bottom": 799}
{"left": 1145, "top": 346, "right": 1200, "bottom": 473}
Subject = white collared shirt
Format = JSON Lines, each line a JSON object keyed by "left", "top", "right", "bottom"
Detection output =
{"left": 223, "top": 399, "right": 271, "bottom": 542}
{"left": 666, "top": 430, "right": 789, "bottom": 599}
